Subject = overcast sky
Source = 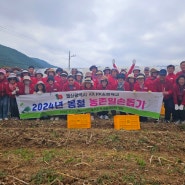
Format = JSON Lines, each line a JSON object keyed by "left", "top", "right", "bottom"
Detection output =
{"left": 0, "top": 0, "right": 185, "bottom": 68}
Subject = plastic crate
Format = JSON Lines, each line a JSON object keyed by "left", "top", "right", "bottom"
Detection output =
{"left": 114, "top": 115, "right": 140, "bottom": 130}
{"left": 160, "top": 104, "right": 165, "bottom": 116}
{"left": 67, "top": 114, "right": 91, "bottom": 129}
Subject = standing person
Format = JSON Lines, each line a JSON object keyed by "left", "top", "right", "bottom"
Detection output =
{"left": 153, "top": 69, "right": 173, "bottom": 123}
{"left": 134, "top": 74, "right": 151, "bottom": 122}
{"left": 45, "top": 76, "right": 60, "bottom": 121}
{"left": 145, "top": 68, "right": 159, "bottom": 91}
{"left": 34, "top": 81, "right": 46, "bottom": 94}
{"left": 81, "top": 77, "right": 95, "bottom": 120}
{"left": 55, "top": 68, "right": 63, "bottom": 83}
{"left": 34, "top": 70, "right": 46, "bottom": 84}
{"left": 134, "top": 74, "right": 151, "bottom": 92}
{"left": 62, "top": 75, "right": 81, "bottom": 91}
{"left": 71, "top": 68, "right": 78, "bottom": 76}
{"left": 28, "top": 66, "right": 35, "bottom": 77}
{"left": 59, "top": 72, "right": 68, "bottom": 91}
{"left": 112, "top": 73, "right": 129, "bottom": 116}
{"left": 103, "top": 67, "right": 111, "bottom": 76}
{"left": 166, "top": 65, "right": 176, "bottom": 84}
{"left": 89, "top": 65, "right": 98, "bottom": 80}
{"left": 109, "top": 68, "right": 119, "bottom": 89}
{"left": 94, "top": 70, "right": 103, "bottom": 89}
{"left": 46, "top": 76, "right": 60, "bottom": 93}
{"left": 6, "top": 73, "right": 20, "bottom": 120}
{"left": 114, "top": 73, "right": 130, "bottom": 91}
{"left": 19, "top": 76, "right": 34, "bottom": 95}
{"left": 173, "top": 75, "right": 185, "bottom": 124}
{"left": 96, "top": 76, "right": 111, "bottom": 120}
{"left": 176, "top": 61, "right": 185, "bottom": 78}
{"left": 144, "top": 67, "right": 150, "bottom": 79}
{"left": 0, "top": 69, "right": 8, "bottom": 121}
{"left": 132, "top": 66, "right": 141, "bottom": 78}
{"left": 75, "top": 72, "right": 83, "bottom": 86}
{"left": 81, "top": 77, "right": 95, "bottom": 90}
{"left": 127, "top": 74, "right": 136, "bottom": 91}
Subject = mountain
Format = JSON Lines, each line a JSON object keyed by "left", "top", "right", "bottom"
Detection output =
{"left": 0, "top": 44, "right": 57, "bottom": 69}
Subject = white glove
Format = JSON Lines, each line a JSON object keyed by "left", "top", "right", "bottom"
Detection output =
{"left": 112, "top": 59, "right": 115, "bottom": 64}
{"left": 37, "top": 91, "right": 42, "bottom": 95}
{"left": 175, "top": 104, "right": 179, "bottom": 110}
{"left": 132, "top": 59, "right": 136, "bottom": 64}
{"left": 179, "top": 104, "right": 184, "bottom": 110}
{"left": 12, "top": 90, "right": 16, "bottom": 95}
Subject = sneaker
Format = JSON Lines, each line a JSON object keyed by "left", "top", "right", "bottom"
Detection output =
{"left": 0, "top": 118, "right": 3, "bottom": 121}
{"left": 4, "top": 118, "right": 8, "bottom": 121}
{"left": 99, "top": 115, "right": 104, "bottom": 119}
{"left": 164, "top": 120, "right": 170, "bottom": 123}
{"left": 50, "top": 117, "right": 54, "bottom": 121}
{"left": 174, "top": 120, "right": 181, "bottom": 125}
{"left": 154, "top": 119, "right": 159, "bottom": 123}
{"left": 55, "top": 117, "right": 59, "bottom": 121}
{"left": 91, "top": 116, "right": 94, "bottom": 121}
{"left": 104, "top": 115, "right": 109, "bottom": 120}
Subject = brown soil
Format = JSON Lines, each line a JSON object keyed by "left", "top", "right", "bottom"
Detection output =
{"left": 0, "top": 118, "right": 185, "bottom": 185}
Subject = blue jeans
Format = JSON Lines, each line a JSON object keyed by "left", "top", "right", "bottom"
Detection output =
{"left": 0, "top": 95, "right": 8, "bottom": 119}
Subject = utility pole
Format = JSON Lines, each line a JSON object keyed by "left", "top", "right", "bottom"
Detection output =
{"left": 68, "top": 51, "right": 76, "bottom": 70}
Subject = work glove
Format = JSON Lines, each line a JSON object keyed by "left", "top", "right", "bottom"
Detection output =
{"left": 175, "top": 104, "right": 179, "bottom": 110}
{"left": 15, "top": 87, "right": 19, "bottom": 92}
{"left": 12, "top": 90, "right": 16, "bottom": 95}
{"left": 37, "top": 91, "right": 42, "bottom": 95}
{"left": 132, "top": 59, "right": 136, "bottom": 64}
{"left": 179, "top": 104, "right": 184, "bottom": 110}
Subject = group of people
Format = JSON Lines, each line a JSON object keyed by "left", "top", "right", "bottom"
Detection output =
{"left": 0, "top": 60, "right": 185, "bottom": 124}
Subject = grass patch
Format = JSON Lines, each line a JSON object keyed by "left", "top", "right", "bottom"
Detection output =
{"left": 31, "top": 169, "right": 63, "bottom": 185}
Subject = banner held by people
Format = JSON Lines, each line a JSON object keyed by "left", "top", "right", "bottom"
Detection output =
{"left": 16, "top": 90, "right": 163, "bottom": 119}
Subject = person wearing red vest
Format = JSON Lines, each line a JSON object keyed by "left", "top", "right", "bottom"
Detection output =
{"left": 81, "top": 77, "right": 95, "bottom": 90}
{"left": 0, "top": 69, "right": 8, "bottom": 121}
{"left": 96, "top": 76, "right": 111, "bottom": 120}
{"left": 126, "top": 73, "right": 136, "bottom": 91}
{"left": 153, "top": 69, "right": 174, "bottom": 123}
{"left": 176, "top": 61, "right": 185, "bottom": 78}
{"left": 134, "top": 73, "right": 151, "bottom": 122}
{"left": 46, "top": 76, "right": 60, "bottom": 93}
{"left": 134, "top": 74, "right": 151, "bottom": 92}
{"left": 6, "top": 73, "right": 20, "bottom": 119}
{"left": 75, "top": 71, "right": 83, "bottom": 87}
{"left": 55, "top": 68, "right": 63, "bottom": 84}
{"left": 58, "top": 71, "right": 68, "bottom": 91}
{"left": 19, "top": 76, "right": 34, "bottom": 95}
{"left": 89, "top": 65, "right": 98, "bottom": 81}
{"left": 33, "top": 69, "right": 46, "bottom": 85}
{"left": 62, "top": 75, "right": 81, "bottom": 91}
{"left": 166, "top": 65, "right": 176, "bottom": 84}
{"left": 173, "top": 75, "right": 185, "bottom": 124}
{"left": 145, "top": 68, "right": 159, "bottom": 91}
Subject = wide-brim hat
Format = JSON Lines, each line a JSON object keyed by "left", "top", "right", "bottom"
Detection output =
{"left": 0, "top": 68, "right": 6, "bottom": 75}
{"left": 136, "top": 74, "right": 145, "bottom": 79}
{"left": 23, "top": 76, "right": 31, "bottom": 81}
{"left": 7, "top": 73, "right": 18, "bottom": 82}
{"left": 103, "top": 67, "right": 111, "bottom": 72}
{"left": 96, "top": 70, "right": 103, "bottom": 75}
{"left": 35, "top": 69, "right": 43, "bottom": 76}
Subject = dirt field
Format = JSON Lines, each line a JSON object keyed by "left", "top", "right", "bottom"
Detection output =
{"left": 0, "top": 118, "right": 185, "bottom": 185}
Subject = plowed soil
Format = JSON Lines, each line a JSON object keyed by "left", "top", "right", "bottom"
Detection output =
{"left": 0, "top": 118, "right": 185, "bottom": 185}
